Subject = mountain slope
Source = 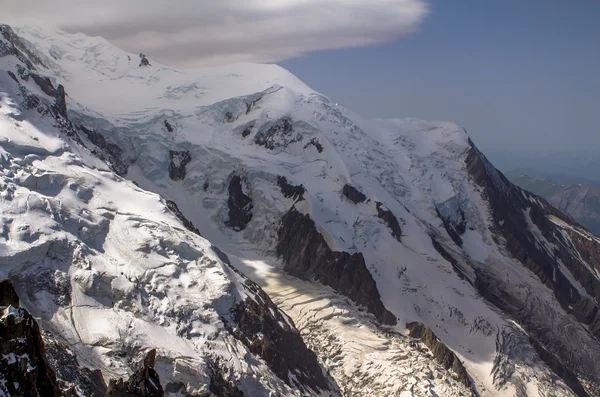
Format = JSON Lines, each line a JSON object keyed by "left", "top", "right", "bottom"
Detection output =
{"left": 0, "top": 25, "right": 337, "bottom": 396}
{"left": 508, "top": 172, "right": 600, "bottom": 236}
{"left": 2, "top": 24, "right": 600, "bottom": 396}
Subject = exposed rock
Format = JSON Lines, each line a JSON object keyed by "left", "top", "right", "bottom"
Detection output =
{"left": 0, "top": 279, "right": 20, "bottom": 307}
{"left": 7, "top": 70, "right": 19, "bottom": 83}
{"left": 225, "top": 175, "right": 253, "bottom": 231}
{"left": 254, "top": 117, "right": 302, "bottom": 150}
{"left": 165, "top": 199, "right": 202, "bottom": 236}
{"left": 207, "top": 360, "right": 244, "bottom": 397}
{"left": 277, "top": 207, "right": 396, "bottom": 325}
{"left": 78, "top": 125, "right": 128, "bottom": 176}
{"left": 406, "top": 322, "right": 472, "bottom": 389}
{"left": 466, "top": 140, "right": 600, "bottom": 339}
{"left": 276, "top": 176, "right": 305, "bottom": 202}
{"left": 241, "top": 126, "right": 253, "bottom": 138}
{"left": 304, "top": 137, "right": 323, "bottom": 153}
{"left": 342, "top": 184, "right": 367, "bottom": 204}
{"left": 375, "top": 201, "right": 402, "bottom": 242}
{"left": 168, "top": 150, "right": 191, "bottom": 181}
{"left": 106, "top": 349, "right": 163, "bottom": 397}
{"left": 212, "top": 246, "right": 337, "bottom": 394}
{"left": 230, "top": 277, "right": 333, "bottom": 394}
{"left": 163, "top": 120, "right": 173, "bottom": 133}
{"left": 43, "top": 330, "right": 108, "bottom": 396}
{"left": 0, "top": 25, "right": 47, "bottom": 69}
{"left": 138, "top": 53, "right": 151, "bottom": 67}
{"left": 224, "top": 111, "right": 236, "bottom": 123}
{"left": 435, "top": 197, "right": 467, "bottom": 247}
{"left": 528, "top": 337, "right": 589, "bottom": 397}
{"left": 0, "top": 279, "right": 62, "bottom": 397}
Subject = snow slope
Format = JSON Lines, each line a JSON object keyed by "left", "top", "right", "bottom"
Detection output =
{"left": 3, "top": 24, "right": 600, "bottom": 396}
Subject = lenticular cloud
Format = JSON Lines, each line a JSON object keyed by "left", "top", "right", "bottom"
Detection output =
{"left": 3, "top": 0, "right": 429, "bottom": 66}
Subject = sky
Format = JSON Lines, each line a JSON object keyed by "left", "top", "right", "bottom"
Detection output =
{"left": 3, "top": 0, "right": 599, "bottom": 176}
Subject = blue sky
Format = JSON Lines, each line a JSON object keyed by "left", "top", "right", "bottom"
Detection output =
{"left": 280, "top": 0, "right": 600, "bottom": 160}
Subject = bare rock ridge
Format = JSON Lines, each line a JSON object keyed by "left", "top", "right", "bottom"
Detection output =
{"left": 211, "top": 246, "right": 337, "bottom": 394}
{"left": 106, "top": 350, "right": 163, "bottom": 397}
{"left": 406, "top": 322, "right": 473, "bottom": 390}
{"left": 78, "top": 125, "right": 128, "bottom": 176}
{"left": 277, "top": 207, "right": 397, "bottom": 325}
{"left": 528, "top": 337, "right": 589, "bottom": 397}
{"left": 0, "top": 280, "right": 62, "bottom": 397}
{"left": 165, "top": 199, "right": 203, "bottom": 236}
{"left": 466, "top": 140, "right": 600, "bottom": 339}
{"left": 43, "top": 330, "right": 108, "bottom": 397}
{"left": 466, "top": 140, "right": 600, "bottom": 389}
{"left": 276, "top": 175, "right": 305, "bottom": 202}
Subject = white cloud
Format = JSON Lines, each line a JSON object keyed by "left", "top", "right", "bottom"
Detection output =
{"left": 3, "top": 0, "right": 429, "bottom": 67}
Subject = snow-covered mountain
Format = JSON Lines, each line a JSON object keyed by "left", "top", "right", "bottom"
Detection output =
{"left": 1, "top": 24, "right": 600, "bottom": 396}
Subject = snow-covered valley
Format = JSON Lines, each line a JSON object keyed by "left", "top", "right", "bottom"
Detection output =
{"left": 1, "top": 24, "right": 600, "bottom": 396}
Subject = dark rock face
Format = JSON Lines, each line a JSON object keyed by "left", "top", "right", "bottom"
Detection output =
{"left": 277, "top": 207, "right": 396, "bottom": 325}
{"left": 225, "top": 175, "right": 253, "bottom": 231}
{"left": 304, "top": 137, "right": 323, "bottom": 153}
{"left": 241, "top": 126, "right": 253, "bottom": 138}
{"left": 254, "top": 117, "right": 302, "bottom": 150}
{"left": 375, "top": 202, "right": 402, "bottom": 242}
{"left": 406, "top": 322, "right": 472, "bottom": 389}
{"left": 138, "top": 54, "right": 151, "bottom": 67}
{"left": 436, "top": 206, "right": 466, "bottom": 247}
{"left": 43, "top": 330, "right": 108, "bottom": 396}
{"left": 342, "top": 184, "right": 367, "bottom": 204}
{"left": 0, "top": 25, "right": 47, "bottom": 70}
{"left": 163, "top": 120, "right": 173, "bottom": 133}
{"left": 528, "top": 337, "right": 589, "bottom": 397}
{"left": 211, "top": 246, "right": 336, "bottom": 395}
{"left": 276, "top": 176, "right": 305, "bottom": 202}
{"left": 0, "top": 279, "right": 20, "bottom": 307}
{"left": 168, "top": 150, "right": 191, "bottom": 181}
{"left": 106, "top": 349, "right": 163, "bottom": 397}
{"left": 79, "top": 125, "right": 129, "bottom": 176}
{"left": 224, "top": 111, "right": 237, "bottom": 123}
{"left": 0, "top": 280, "right": 62, "bottom": 397}
{"left": 207, "top": 360, "right": 244, "bottom": 397}
{"left": 230, "top": 278, "right": 333, "bottom": 394}
{"left": 465, "top": 140, "right": 600, "bottom": 387}
{"left": 466, "top": 140, "right": 600, "bottom": 340}
{"left": 165, "top": 199, "right": 202, "bottom": 236}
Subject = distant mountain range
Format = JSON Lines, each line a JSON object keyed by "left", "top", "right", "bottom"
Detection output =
{"left": 508, "top": 171, "right": 600, "bottom": 236}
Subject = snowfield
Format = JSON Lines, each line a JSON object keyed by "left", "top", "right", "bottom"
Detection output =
{"left": 1, "top": 24, "right": 600, "bottom": 396}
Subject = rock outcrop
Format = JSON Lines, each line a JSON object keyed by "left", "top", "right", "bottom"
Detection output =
{"left": 168, "top": 150, "right": 191, "bottom": 181}
{"left": 254, "top": 117, "right": 302, "bottom": 150}
{"left": 225, "top": 175, "right": 253, "bottom": 231}
{"left": 276, "top": 176, "right": 305, "bottom": 202}
{"left": 375, "top": 202, "right": 402, "bottom": 242}
{"left": 277, "top": 207, "right": 396, "bottom": 325}
{"left": 342, "top": 184, "right": 367, "bottom": 204}
{"left": 212, "top": 246, "right": 337, "bottom": 395}
{"left": 79, "top": 125, "right": 129, "bottom": 176}
{"left": 106, "top": 350, "right": 163, "bottom": 397}
{"left": 406, "top": 322, "right": 472, "bottom": 390}
{"left": 165, "top": 199, "right": 202, "bottom": 236}
{"left": 0, "top": 279, "right": 62, "bottom": 397}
